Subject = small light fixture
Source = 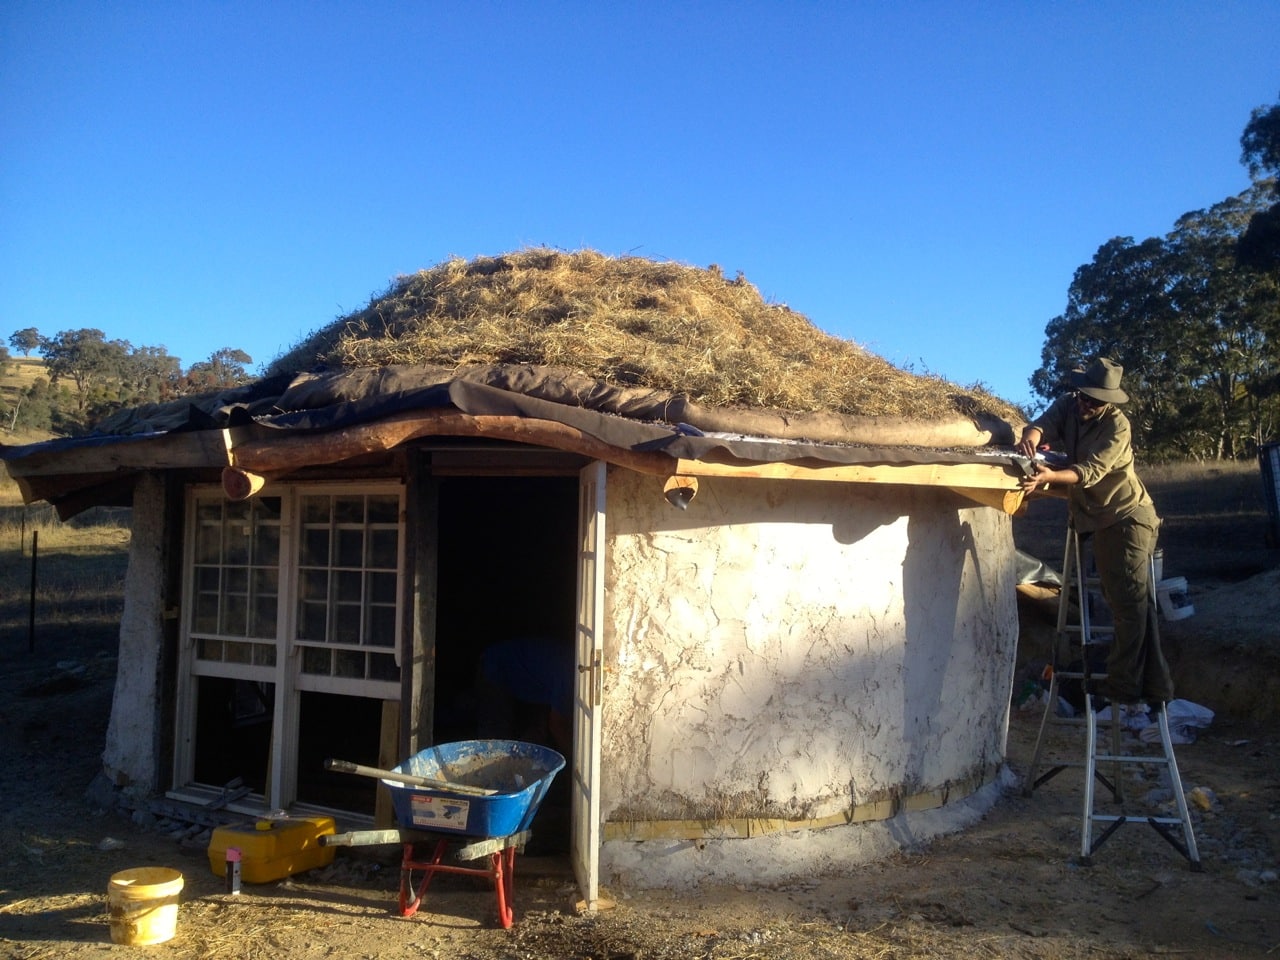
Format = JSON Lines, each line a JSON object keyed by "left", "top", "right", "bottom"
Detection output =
{"left": 663, "top": 475, "right": 698, "bottom": 510}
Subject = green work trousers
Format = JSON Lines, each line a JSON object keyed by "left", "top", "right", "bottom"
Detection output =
{"left": 1091, "top": 515, "right": 1174, "bottom": 703}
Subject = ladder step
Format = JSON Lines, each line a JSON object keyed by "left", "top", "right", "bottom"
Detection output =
{"left": 1091, "top": 815, "right": 1186, "bottom": 826}
{"left": 1093, "top": 754, "right": 1172, "bottom": 765}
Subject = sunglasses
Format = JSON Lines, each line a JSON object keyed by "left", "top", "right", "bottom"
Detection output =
{"left": 1075, "top": 392, "right": 1105, "bottom": 410}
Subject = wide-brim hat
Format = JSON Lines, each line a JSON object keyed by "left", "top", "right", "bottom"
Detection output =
{"left": 1069, "top": 357, "right": 1129, "bottom": 404}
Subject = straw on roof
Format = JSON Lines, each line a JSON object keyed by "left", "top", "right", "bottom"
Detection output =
{"left": 268, "top": 248, "right": 1019, "bottom": 423}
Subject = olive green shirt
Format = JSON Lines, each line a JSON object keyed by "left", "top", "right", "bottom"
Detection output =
{"left": 1029, "top": 395, "right": 1159, "bottom": 533}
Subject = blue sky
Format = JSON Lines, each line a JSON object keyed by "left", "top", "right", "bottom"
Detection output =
{"left": 2, "top": 2, "right": 1277, "bottom": 413}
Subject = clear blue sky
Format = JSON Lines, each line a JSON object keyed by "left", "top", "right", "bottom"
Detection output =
{"left": 3, "top": 2, "right": 1277, "bottom": 413}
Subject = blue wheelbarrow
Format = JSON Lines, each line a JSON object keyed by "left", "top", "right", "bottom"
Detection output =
{"left": 323, "top": 740, "right": 566, "bottom": 927}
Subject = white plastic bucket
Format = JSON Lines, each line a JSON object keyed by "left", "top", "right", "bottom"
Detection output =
{"left": 108, "top": 866, "right": 183, "bottom": 945}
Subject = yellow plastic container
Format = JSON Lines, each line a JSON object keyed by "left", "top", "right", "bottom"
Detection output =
{"left": 108, "top": 867, "right": 183, "bottom": 945}
{"left": 208, "top": 816, "right": 337, "bottom": 884}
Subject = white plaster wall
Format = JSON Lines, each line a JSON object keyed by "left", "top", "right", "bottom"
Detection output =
{"left": 102, "top": 472, "right": 166, "bottom": 795}
{"left": 599, "top": 469, "right": 1018, "bottom": 885}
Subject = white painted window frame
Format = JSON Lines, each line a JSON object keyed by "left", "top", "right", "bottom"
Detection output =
{"left": 173, "top": 480, "right": 405, "bottom": 811}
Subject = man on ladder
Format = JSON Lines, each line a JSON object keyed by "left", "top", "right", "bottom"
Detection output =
{"left": 1017, "top": 357, "right": 1172, "bottom": 706}
{"left": 1017, "top": 357, "right": 1199, "bottom": 868}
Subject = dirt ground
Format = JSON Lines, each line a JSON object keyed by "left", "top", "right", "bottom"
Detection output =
{"left": 2, "top": 467, "right": 1278, "bottom": 959}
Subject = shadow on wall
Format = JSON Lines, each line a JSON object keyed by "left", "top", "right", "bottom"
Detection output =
{"left": 902, "top": 493, "right": 1014, "bottom": 787}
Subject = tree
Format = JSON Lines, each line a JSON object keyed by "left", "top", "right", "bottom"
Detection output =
{"left": 37, "top": 328, "right": 131, "bottom": 412}
{"left": 121, "top": 344, "right": 182, "bottom": 404}
{"left": 1238, "top": 95, "right": 1280, "bottom": 269}
{"left": 1167, "top": 185, "right": 1280, "bottom": 457}
{"left": 9, "top": 327, "right": 40, "bottom": 355}
{"left": 1032, "top": 185, "right": 1280, "bottom": 459}
{"left": 4, "top": 377, "right": 54, "bottom": 433}
{"left": 180, "top": 347, "right": 254, "bottom": 393}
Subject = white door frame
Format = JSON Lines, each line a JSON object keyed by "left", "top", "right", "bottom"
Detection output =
{"left": 571, "top": 460, "right": 605, "bottom": 906}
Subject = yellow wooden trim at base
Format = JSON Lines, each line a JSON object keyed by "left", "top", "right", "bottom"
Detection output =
{"left": 602, "top": 765, "right": 1000, "bottom": 842}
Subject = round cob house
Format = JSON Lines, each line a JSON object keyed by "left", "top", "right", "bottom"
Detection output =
{"left": 2, "top": 249, "right": 1027, "bottom": 897}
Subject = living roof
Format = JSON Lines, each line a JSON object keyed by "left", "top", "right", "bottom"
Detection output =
{"left": 269, "top": 248, "right": 1021, "bottom": 424}
{"left": 2, "top": 249, "right": 1032, "bottom": 519}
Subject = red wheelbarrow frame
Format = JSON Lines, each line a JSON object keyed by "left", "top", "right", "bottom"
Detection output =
{"left": 322, "top": 827, "right": 532, "bottom": 929}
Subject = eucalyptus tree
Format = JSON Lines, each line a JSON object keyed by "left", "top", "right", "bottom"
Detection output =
{"left": 1239, "top": 95, "right": 1280, "bottom": 270}
{"left": 1167, "top": 184, "right": 1280, "bottom": 457}
{"left": 1032, "top": 185, "right": 1279, "bottom": 459}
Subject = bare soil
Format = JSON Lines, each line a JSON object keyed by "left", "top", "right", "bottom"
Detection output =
{"left": 2, "top": 463, "right": 1278, "bottom": 959}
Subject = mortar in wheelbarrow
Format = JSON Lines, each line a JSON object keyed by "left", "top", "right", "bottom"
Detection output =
{"left": 383, "top": 740, "right": 565, "bottom": 837}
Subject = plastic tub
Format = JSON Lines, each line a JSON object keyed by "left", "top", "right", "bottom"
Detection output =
{"left": 107, "top": 866, "right": 183, "bottom": 945}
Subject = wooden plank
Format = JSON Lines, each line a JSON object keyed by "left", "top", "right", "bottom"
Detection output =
{"left": 2, "top": 430, "right": 228, "bottom": 478}
{"left": 455, "top": 831, "right": 532, "bottom": 861}
{"left": 376, "top": 700, "right": 400, "bottom": 829}
{"left": 673, "top": 457, "right": 1023, "bottom": 490}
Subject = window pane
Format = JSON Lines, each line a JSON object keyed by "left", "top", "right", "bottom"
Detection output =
{"left": 336, "top": 529, "right": 363, "bottom": 567}
{"left": 336, "top": 570, "right": 362, "bottom": 603}
{"left": 369, "top": 653, "right": 399, "bottom": 682}
{"left": 197, "top": 637, "right": 223, "bottom": 660}
{"left": 335, "top": 649, "right": 365, "bottom": 679}
{"left": 224, "top": 640, "right": 253, "bottom": 665}
{"left": 300, "top": 569, "right": 329, "bottom": 602}
{"left": 301, "top": 646, "right": 330, "bottom": 675}
{"left": 252, "top": 568, "right": 278, "bottom": 597}
{"left": 334, "top": 498, "right": 363, "bottom": 524}
{"left": 301, "top": 528, "right": 329, "bottom": 566}
{"left": 298, "top": 601, "right": 328, "bottom": 643}
{"left": 365, "top": 605, "right": 396, "bottom": 647}
{"left": 366, "top": 571, "right": 396, "bottom": 605}
{"left": 256, "top": 496, "right": 282, "bottom": 519}
{"left": 368, "top": 529, "right": 398, "bottom": 569}
{"left": 251, "top": 596, "right": 278, "bottom": 638}
{"left": 367, "top": 495, "right": 399, "bottom": 523}
{"left": 334, "top": 604, "right": 361, "bottom": 644}
{"left": 253, "top": 643, "right": 277, "bottom": 668}
{"left": 253, "top": 523, "right": 280, "bottom": 566}
{"left": 194, "top": 593, "right": 219, "bottom": 633}
{"left": 195, "top": 522, "right": 220, "bottom": 563}
{"left": 225, "top": 524, "right": 250, "bottom": 565}
{"left": 220, "top": 593, "right": 248, "bottom": 636}
{"left": 224, "top": 567, "right": 248, "bottom": 595}
{"left": 302, "top": 497, "right": 330, "bottom": 524}
{"left": 195, "top": 566, "right": 220, "bottom": 592}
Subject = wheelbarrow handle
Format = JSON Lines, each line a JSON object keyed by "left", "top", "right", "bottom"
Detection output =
{"left": 324, "top": 758, "right": 499, "bottom": 797}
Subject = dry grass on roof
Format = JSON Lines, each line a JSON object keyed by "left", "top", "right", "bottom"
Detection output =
{"left": 269, "top": 248, "right": 1020, "bottom": 421}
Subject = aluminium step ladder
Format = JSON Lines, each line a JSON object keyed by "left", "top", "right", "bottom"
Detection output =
{"left": 1024, "top": 526, "right": 1202, "bottom": 870}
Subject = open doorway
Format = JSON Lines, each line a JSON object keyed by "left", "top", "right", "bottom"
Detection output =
{"left": 432, "top": 475, "right": 579, "bottom": 854}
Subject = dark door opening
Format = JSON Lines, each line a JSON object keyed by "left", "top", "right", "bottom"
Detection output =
{"left": 433, "top": 475, "right": 578, "bottom": 853}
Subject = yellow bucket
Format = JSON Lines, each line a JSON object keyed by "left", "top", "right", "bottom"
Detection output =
{"left": 107, "top": 867, "right": 183, "bottom": 945}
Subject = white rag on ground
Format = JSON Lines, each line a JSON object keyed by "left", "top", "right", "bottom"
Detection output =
{"left": 1095, "top": 699, "right": 1215, "bottom": 745}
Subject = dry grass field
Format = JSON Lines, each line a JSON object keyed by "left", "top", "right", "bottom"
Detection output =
{"left": 0, "top": 455, "right": 1277, "bottom": 959}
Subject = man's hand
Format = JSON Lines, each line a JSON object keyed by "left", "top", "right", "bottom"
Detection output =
{"left": 1017, "top": 428, "right": 1042, "bottom": 459}
{"left": 1018, "top": 461, "right": 1081, "bottom": 493}
{"left": 1018, "top": 461, "right": 1050, "bottom": 494}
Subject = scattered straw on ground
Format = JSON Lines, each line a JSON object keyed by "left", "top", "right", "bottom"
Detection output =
{"left": 268, "top": 249, "right": 1020, "bottom": 422}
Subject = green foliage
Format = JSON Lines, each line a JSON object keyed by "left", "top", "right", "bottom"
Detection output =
{"left": 1238, "top": 95, "right": 1280, "bottom": 270}
{"left": 2, "top": 333, "right": 256, "bottom": 437}
{"left": 180, "top": 347, "right": 253, "bottom": 393}
{"left": 8, "top": 327, "right": 40, "bottom": 356}
{"left": 1033, "top": 185, "right": 1280, "bottom": 460}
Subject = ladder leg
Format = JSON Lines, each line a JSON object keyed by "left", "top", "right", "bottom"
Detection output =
{"left": 1080, "top": 691, "right": 1098, "bottom": 865}
{"left": 1155, "top": 702, "right": 1203, "bottom": 871}
{"left": 1024, "top": 670, "right": 1061, "bottom": 794}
